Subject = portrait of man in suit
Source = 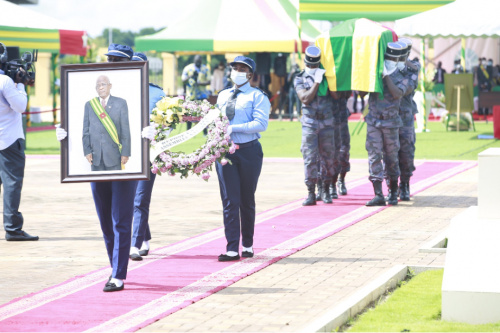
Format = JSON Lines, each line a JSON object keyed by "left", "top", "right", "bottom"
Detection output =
{"left": 82, "top": 75, "right": 131, "bottom": 171}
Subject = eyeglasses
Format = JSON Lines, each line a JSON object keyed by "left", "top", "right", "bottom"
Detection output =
{"left": 96, "top": 83, "right": 110, "bottom": 88}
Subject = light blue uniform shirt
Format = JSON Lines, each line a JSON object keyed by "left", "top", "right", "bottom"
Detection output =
{"left": 216, "top": 82, "right": 270, "bottom": 144}
{"left": 149, "top": 83, "right": 166, "bottom": 115}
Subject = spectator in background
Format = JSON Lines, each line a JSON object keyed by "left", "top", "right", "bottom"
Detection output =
{"left": 182, "top": 55, "right": 210, "bottom": 131}
{"left": 477, "top": 57, "right": 492, "bottom": 116}
{"left": 351, "top": 91, "right": 364, "bottom": 113}
{"left": 433, "top": 61, "right": 446, "bottom": 84}
{"left": 286, "top": 64, "right": 301, "bottom": 121}
{"left": 452, "top": 59, "right": 464, "bottom": 74}
{"left": 211, "top": 61, "right": 227, "bottom": 94}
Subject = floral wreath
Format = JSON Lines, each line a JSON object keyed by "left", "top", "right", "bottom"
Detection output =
{"left": 146, "top": 97, "right": 236, "bottom": 181}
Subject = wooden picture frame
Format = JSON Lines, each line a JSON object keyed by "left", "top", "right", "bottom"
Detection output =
{"left": 60, "top": 61, "right": 150, "bottom": 183}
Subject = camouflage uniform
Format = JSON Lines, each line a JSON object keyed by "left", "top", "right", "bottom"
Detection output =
{"left": 366, "top": 70, "right": 408, "bottom": 183}
{"left": 398, "top": 61, "right": 420, "bottom": 183}
{"left": 333, "top": 96, "right": 351, "bottom": 175}
{"left": 294, "top": 71, "right": 335, "bottom": 187}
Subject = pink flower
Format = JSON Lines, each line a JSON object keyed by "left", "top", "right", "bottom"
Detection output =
{"left": 220, "top": 158, "right": 228, "bottom": 166}
{"left": 229, "top": 145, "right": 237, "bottom": 154}
{"left": 152, "top": 164, "right": 159, "bottom": 174}
{"left": 221, "top": 140, "right": 228, "bottom": 146}
{"left": 160, "top": 166, "right": 168, "bottom": 173}
{"left": 219, "top": 147, "right": 226, "bottom": 153}
{"left": 194, "top": 167, "right": 202, "bottom": 173}
{"left": 165, "top": 163, "right": 173, "bottom": 169}
{"left": 160, "top": 152, "right": 169, "bottom": 162}
{"left": 214, "top": 150, "right": 221, "bottom": 158}
{"left": 201, "top": 172, "right": 210, "bottom": 180}
{"left": 224, "top": 134, "right": 231, "bottom": 141}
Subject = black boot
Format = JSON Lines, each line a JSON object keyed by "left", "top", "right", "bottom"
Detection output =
{"left": 399, "top": 181, "right": 410, "bottom": 201}
{"left": 384, "top": 179, "right": 391, "bottom": 201}
{"left": 316, "top": 179, "right": 323, "bottom": 201}
{"left": 337, "top": 172, "right": 347, "bottom": 195}
{"left": 321, "top": 182, "right": 333, "bottom": 204}
{"left": 303, "top": 184, "right": 317, "bottom": 206}
{"left": 366, "top": 181, "right": 386, "bottom": 206}
{"left": 330, "top": 174, "right": 338, "bottom": 199}
{"left": 387, "top": 179, "right": 399, "bottom": 205}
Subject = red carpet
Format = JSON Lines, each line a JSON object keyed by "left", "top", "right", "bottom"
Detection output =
{"left": 0, "top": 160, "right": 476, "bottom": 332}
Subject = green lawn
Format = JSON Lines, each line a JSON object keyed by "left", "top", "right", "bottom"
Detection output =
{"left": 25, "top": 120, "right": 500, "bottom": 159}
{"left": 345, "top": 269, "right": 500, "bottom": 332}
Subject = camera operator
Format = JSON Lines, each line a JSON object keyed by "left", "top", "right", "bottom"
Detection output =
{"left": 0, "top": 42, "right": 38, "bottom": 241}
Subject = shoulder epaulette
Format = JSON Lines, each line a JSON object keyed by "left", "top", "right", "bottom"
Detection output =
{"left": 149, "top": 83, "right": 164, "bottom": 90}
{"left": 253, "top": 86, "right": 269, "bottom": 98}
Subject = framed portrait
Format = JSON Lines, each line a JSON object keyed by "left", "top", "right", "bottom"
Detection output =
{"left": 60, "top": 61, "right": 150, "bottom": 183}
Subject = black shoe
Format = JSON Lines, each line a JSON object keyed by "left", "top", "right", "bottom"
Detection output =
{"left": 218, "top": 254, "right": 240, "bottom": 262}
{"left": 242, "top": 251, "right": 254, "bottom": 258}
{"left": 366, "top": 195, "right": 386, "bottom": 206}
{"left": 139, "top": 249, "right": 149, "bottom": 256}
{"left": 103, "top": 281, "right": 124, "bottom": 292}
{"left": 129, "top": 253, "right": 143, "bottom": 261}
{"left": 5, "top": 231, "right": 39, "bottom": 241}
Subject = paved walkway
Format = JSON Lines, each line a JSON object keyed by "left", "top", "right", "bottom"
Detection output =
{"left": 0, "top": 156, "right": 477, "bottom": 332}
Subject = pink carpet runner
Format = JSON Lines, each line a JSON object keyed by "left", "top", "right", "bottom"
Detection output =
{"left": 0, "top": 161, "right": 476, "bottom": 332}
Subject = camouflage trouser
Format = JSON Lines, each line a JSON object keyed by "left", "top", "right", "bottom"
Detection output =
{"left": 333, "top": 119, "right": 351, "bottom": 175}
{"left": 398, "top": 124, "right": 416, "bottom": 182}
{"left": 366, "top": 124, "right": 400, "bottom": 182}
{"left": 301, "top": 124, "right": 335, "bottom": 186}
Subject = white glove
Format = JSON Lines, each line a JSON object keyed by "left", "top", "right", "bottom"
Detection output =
{"left": 141, "top": 124, "right": 157, "bottom": 140}
{"left": 226, "top": 125, "right": 233, "bottom": 136}
{"left": 55, "top": 123, "right": 67, "bottom": 141}
{"left": 314, "top": 69, "right": 326, "bottom": 83}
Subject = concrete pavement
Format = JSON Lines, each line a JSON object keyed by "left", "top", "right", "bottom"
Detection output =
{"left": 0, "top": 156, "right": 477, "bottom": 331}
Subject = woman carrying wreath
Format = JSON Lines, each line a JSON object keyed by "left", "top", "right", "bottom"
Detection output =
{"left": 215, "top": 56, "right": 270, "bottom": 262}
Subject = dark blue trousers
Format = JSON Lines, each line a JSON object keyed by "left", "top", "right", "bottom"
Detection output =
{"left": 0, "top": 139, "right": 25, "bottom": 235}
{"left": 91, "top": 180, "right": 137, "bottom": 279}
{"left": 216, "top": 141, "right": 263, "bottom": 253}
{"left": 132, "top": 171, "right": 156, "bottom": 248}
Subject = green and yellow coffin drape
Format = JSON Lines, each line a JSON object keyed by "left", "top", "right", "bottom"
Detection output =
{"left": 316, "top": 18, "right": 397, "bottom": 95}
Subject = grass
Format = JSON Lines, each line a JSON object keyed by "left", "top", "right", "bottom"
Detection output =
{"left": 24, "top": 119, "right": 500, "bottom": 159}
{"left": 344, "top": 269, "right": 500, "bottom": 332}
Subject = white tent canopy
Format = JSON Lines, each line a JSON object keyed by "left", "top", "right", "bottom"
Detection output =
{"left": 394, "top": 0, "right": 500, "bottom": 38}
{"left": 0, "top": 0, "right": 81, "bottom": 31}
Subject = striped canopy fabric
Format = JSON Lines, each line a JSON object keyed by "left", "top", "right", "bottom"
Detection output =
{"left": 0, "top": 26, "right": 60, "bottom": 53}
{"left": 316, "top": 18, "right": 396, "bottom": 95}
{"left": 136, "top": 0, "right": 320, "bottom": 53}
{"left": 299, "top": 0, "right": 454, "bottom": 21}
{"left": 0, "top": 0, "right": 87, "bottom": 55}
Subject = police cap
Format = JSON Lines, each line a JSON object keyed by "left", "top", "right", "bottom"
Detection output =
{"left": 132, "top": 52, "right": 148, "bottom": 61}
{"left": 396, "top": 41, "right": 408, "bottom": 56}
{"left": 398, "top": 37, "right": 412, "bottom": 55}
{"left": 385, "top": 42, "right": 404, "bottom": 58}
{"left": 304, "top": 46, "right": 321, "bottom": 65}
{"left": 105, "top": 43, "right": 133, "bottom": 59}
{"left": 230, "top": 56, "right": 256, "bottom": 73}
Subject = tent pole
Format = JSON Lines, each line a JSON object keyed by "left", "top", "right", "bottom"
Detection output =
{"left": 419, "top": 38, "right": 427, "bottom": 132}
{"left": 461, "top": 38, "right": 466, "bottom": 71}
{"left": 51, "top": 53, "right": 58, "bottom": 125}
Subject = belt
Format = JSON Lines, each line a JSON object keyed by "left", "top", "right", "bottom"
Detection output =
{"left": 371, "top": 114, "right": 395, "bottom": 120}
{"left": 235, "top": 139, "right": 258, "bottom": 149}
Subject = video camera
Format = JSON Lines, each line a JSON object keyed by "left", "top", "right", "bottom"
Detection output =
{"left": 0, "top": 42, "right": 38, "bottom": 84}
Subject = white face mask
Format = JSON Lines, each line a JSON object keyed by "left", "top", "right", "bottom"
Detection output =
{"left": 384, "top": 60, "right": 398, "bottom": 72}
{"left": 305, "top": 67, "right": 317, "bottom": 75}
{"left": 397, "top": 61, "right": 406, "bottom": 70}
{"left": 231, "top": 70, "right": 249, "bottom": 86}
